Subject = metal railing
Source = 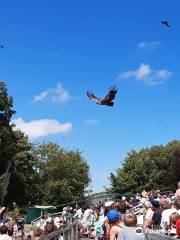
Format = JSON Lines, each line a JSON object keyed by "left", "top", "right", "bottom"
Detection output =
{"left": 44, "top": 220, "right": 79, "bottom": 240}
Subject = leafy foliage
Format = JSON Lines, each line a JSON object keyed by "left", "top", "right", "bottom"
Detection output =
{"left": 34, "top": 142, "right": 90, "bottom": 205}
{"left": 1, "top": 81, "right": 90, "bottom": 207}
{"left": 110, "top": 141, "right": 180, "bottom": 195}
{"left": 0, "top": 81, "right": 16, "bottom": 204}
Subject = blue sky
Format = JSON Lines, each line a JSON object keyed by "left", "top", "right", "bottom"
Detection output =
{"left": 1, "top": 0, "right": 180, "bottom": 192}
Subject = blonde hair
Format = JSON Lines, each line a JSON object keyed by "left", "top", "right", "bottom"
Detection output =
{"left": 170, "top": 212, "right": 180, "bottom": 228}
{"left": 125, "top": 212, "right": 137, "bottom": 227}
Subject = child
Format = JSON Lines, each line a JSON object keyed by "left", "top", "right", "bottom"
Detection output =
{"left": 169, "top": 212, "right": 180, "bottom": 237}
{"left": 117, "top": 213, "right": 145, "bottom": 240}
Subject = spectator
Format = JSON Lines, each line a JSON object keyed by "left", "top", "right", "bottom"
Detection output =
{"left": 143, "top": 201, "right": 153, "bottom": 227}
{"left": 176, "top": 219, "right": 180, "bottom": 239}
{"left": 44, "top": 222, "right": 59, "bottom": 240}
{"left": 169, "top": 213, "right": 180, "bottom": 237}
{"left": 107, "top": 210, "right": 124, "bottom": 240}
{"left": 151, "top": 200, "right": 162, "bottom": 229}
{"left": 175, "top": 181, "right": 180, "bottom": 199}
{"left": 54, "top": 215, "right": 61, "bottom": 230}
{"left": 0, "top": 225, "right": 12, "bottom": 240}
{"left": 73, "top": 206, "right": 83, "bottom": 219}
{"left": 175, "top": 197, "right": 180, "bottom": 214}
{"left": 160, "top": 199, "right": 176, "bottom": 229}
{"left": 117, "top": 213, "right": 145, "bottom": 240}
{"left": 117, "top": 201, "right": 126, "bottom": 223}
{"left": 33, "top": 227, "right": 42, "bottom": 240}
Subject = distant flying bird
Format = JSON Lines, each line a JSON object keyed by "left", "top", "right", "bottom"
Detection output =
{"left": 0, "top": 44, "right": 4, "bottom": 48}
{"left": 157, "top": 120, "right": 162, "bottom": 123}
{"left": 161, "top": 20, "right": 170, "bottom": 27}
{"left": 87, "top": 86, "right": 118, "bottom": 107}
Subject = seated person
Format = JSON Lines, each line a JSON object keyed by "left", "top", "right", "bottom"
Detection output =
{"left": 117, "top": 212, "right": 145, "bottom": 240}
{"left": 169, "top": 212, "right": 180, "bottom": 237}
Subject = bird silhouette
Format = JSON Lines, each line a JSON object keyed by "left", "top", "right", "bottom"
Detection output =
{"left": 161, "top": 20, "right": 170, "bottom": 27}
{"left": 0, "top": 44, "right": 4, "bottom": 48}
{"left": 87, "top": 86, "right": 118, "bottom": 107}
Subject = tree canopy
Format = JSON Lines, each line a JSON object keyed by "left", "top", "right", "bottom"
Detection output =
{"left": 0, "top": 81, "right": 90, "bottom": 207}
{"left": 34, "top": 142, "right": 90, "bottom": 205}
{"left": 110, "top": 141, "right": 180, "bottom": 195}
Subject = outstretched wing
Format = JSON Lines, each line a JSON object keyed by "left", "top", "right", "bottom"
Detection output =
{"left": 161, "top": 21, "right": 170, "bottom": 27}
{"left": 87, "top": 91, "right": 101, "bottom": 104}
{"left": 102, "top": 86, "right": 118, "bottom": 103}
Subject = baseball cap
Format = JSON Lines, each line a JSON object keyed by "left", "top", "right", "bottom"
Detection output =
{"left": 107, "top": 210, "right": 120, "bottom": 223}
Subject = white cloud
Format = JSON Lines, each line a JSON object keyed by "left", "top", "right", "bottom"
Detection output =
{"left": 137, "top": 41, "right": 162, "bottom": 50}
{"left": 34, "top": 83, "right": 71, "bottom": 103}
{"left": 12, "top": 117, "right": 72, "bottom": 139}
{"left": 118, "top": 63, "right": 172, "bottom": 86}
{"left": 86, "top": 118, "right": 99, "bottom": 125}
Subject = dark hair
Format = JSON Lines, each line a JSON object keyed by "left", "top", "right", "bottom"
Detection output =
{"left": 44, "top": 222, "right": 57, "bottom": 235}
{"left": 117, "top": 200, "right": 126, "bottom": 214}
{"left": 0, "top": 225, "right": 8, "bottom": 234}
{"left": 152, "top": 200, "right": 160, "bottom": 208}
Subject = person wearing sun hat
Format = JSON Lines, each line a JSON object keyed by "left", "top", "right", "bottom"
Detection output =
{"left": 107, "top": 210, "right": 124, "bottom": 240}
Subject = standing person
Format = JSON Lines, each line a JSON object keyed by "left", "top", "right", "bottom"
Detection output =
{"left": 160, "top": 200, "right": 176, "bottom": 229}
{"left": 150, "top": 201, "right": 162, "bottom": 229}
{"left": 73, "top": 206, "right": 83, "bottom": 220}
{"left": 107, "top": 210, "right": 124, "bottom": 240}
{"left": 175, "top": 182, "right": 180, "bottom": 199}
{"left": 143, "top": 201, "right": 153, "bottom": 227}
{"left": 0, "top": 225, "right": 12, "bottom": 240}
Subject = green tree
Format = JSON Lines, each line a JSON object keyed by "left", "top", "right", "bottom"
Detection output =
{"left": 110, "top": 141, "right": 180, "bottom": 195}
{"left": 0, "top": 81, "right": 16, "bottom": 204}
{"left": 0, "top": 81, "right": 41, "bottom": 206}
{"left": 167, "top": 148, "right": 180, "bottom": 191}
{"left": 34, "top": 142, "right": 90, "bottom": 205}
{"left": 4, "top": 131, "right": 42, "bottom": 206}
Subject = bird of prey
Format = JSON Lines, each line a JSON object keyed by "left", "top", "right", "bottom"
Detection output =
{"left": 0, "top": 44, "right": 4, "bottom": 48}
{"left": 161, "top": 20, "right": 170, "bottom": 27}
{"left": 87, "top": 86, "right": 118, "bottom": 106}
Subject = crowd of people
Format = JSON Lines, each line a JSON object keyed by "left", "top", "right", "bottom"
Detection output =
{"left": 0, "top": 181, "right": 180, "bottom": 239}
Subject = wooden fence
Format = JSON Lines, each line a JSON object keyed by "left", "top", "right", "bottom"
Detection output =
{"left": 44, "top": 220, "right": 79, "bottom": 240}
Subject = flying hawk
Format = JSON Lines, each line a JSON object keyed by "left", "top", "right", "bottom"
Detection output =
{"left": 87, "top": 86, "right": 118, "bottom": 107}
{"left": 161, "top": 20, "right": 170, "bottom": 27}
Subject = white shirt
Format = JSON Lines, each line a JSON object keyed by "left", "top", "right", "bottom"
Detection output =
{"left": 161, "top": 208, "right": 177, "bottom": 228}
{"left": 54, "top": 216, "right": 61, "bottom": 229}
{"left": 73, "top": 209, "right": 83, "bottom": 219}
{"left": 0, "top": 234, "right": 12, "bottom": 240}
{"left": 144, "top": 208, "right": 153, "bottom": 220}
